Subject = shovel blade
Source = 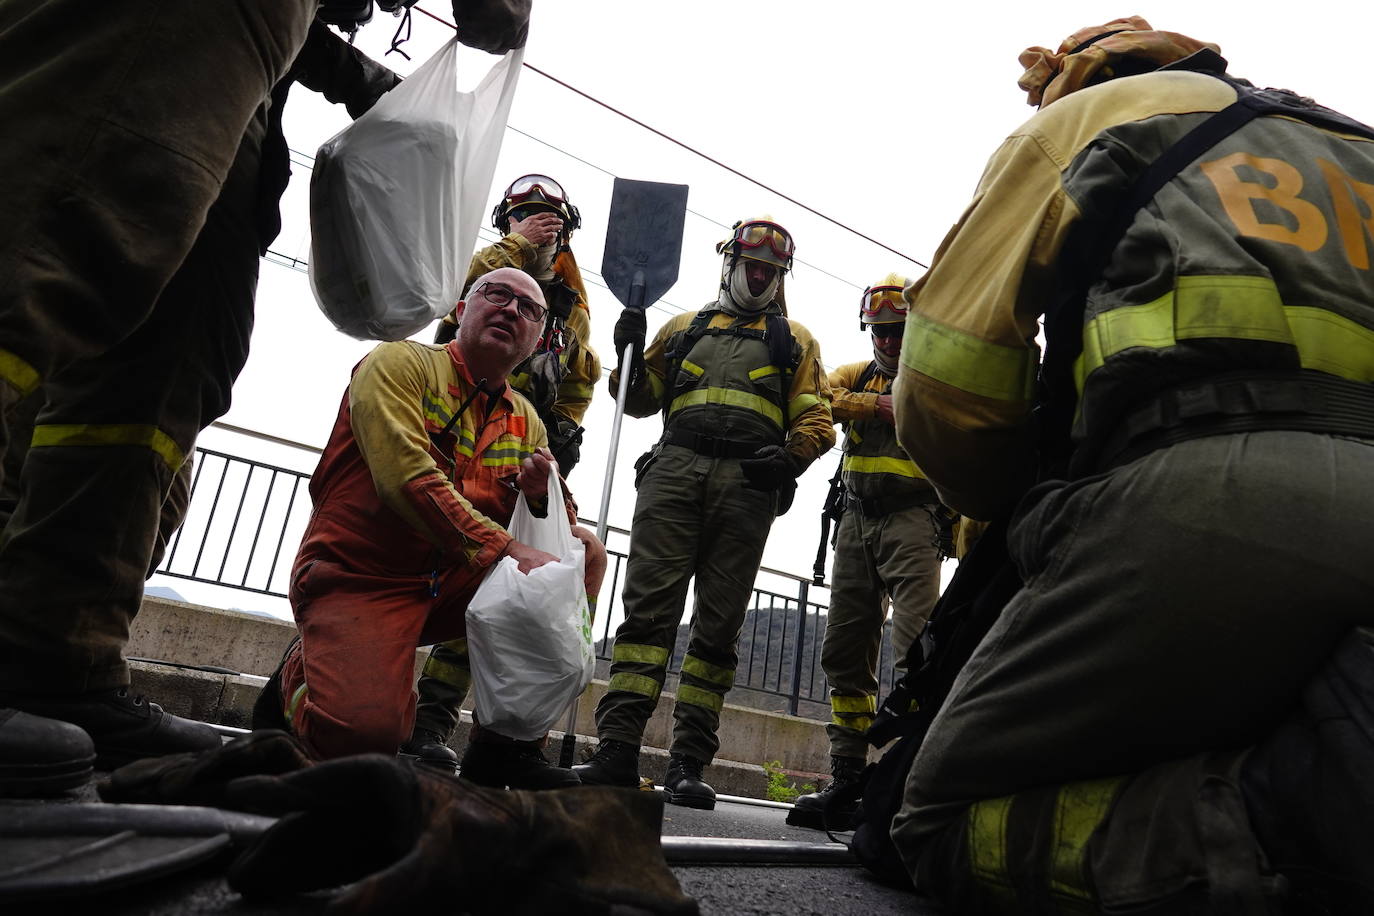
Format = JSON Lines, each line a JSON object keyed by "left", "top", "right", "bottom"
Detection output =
{"left": 600, "top": 178, "right": 689, "bottom": 310}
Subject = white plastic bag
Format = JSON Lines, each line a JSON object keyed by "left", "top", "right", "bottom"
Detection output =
{"left": 465, "top": 473, "right": 594, "bottom": 741}
{"left": 309, "top": 39, "right": 522, "bottom": 340}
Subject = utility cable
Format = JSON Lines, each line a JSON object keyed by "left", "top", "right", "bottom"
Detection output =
{"left": 410, "top": 4, "right": 927, "bottom": 270}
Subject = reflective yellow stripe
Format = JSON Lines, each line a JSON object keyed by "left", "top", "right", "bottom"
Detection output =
{"left": 285, "top": 683, "right": 308, "bottom": 727}
{"left": 830, "top": 694, "right": 877, "bottom": 714}
{"left": 1048, "top": 776, "right": 1123, "bottom": 903}
{"left": 842, "top": 454, "right": 926, "bottom": 479}
{"left": 480, "top": 445, "right": 533, "bottom": 468}
{"left": 748, "top": 365, "right": 780, "bottom": 380}
{"left": 422, "top": 389, "right": 454, "bottom": 429}
{"left": 1075, "top": 275, "right": 1374, "bottom": 389}
{"left": 421, "top": 655, "right": 471, "bottom": 691}
{"left": 613, "top": 643, "right": 670, "bottom": 666}
{"left": 680, "top": 359, "right": 705, "bottom": 377}
{"left": 676, "top": 684, "right": 724, "bottom": 713}
{"left": 831, "top": 713, "right": 874, "bottom": 732}
{"left": 0, "top": 348, "right": 39, "bottom": 396}
{"left": 669, "top": 387, "right": 784, "bottom": 427}
{"left": 1288, "top": 307, "right": 1374, "bottom": 379}
{"left": 608, "top": 672, "right": 661, "bottom": 699}
{"left": 560, "top": 382, "right": 596, "bottom": 399}
{"left": 31, "top": 423, "right": 185, "bottom": 471}
{"left": 967, "top": 795, "right": 1019, "bottom": 910}
{"left": 682, "top": 654, "right": 734, "bottom": 688}
{"left": 902, "top": 311, "right": 1036, "bottom": 403}
{"left": 788, "top": 392, "right": 822, "bottom": 418}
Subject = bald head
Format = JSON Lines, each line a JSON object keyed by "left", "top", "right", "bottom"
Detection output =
{"left": 453, "top": 267, "right": 546, "bottom": 380}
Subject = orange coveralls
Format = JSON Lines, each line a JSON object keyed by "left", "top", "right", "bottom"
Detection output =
{"left": 278, "top": 340, "right": 557, "bottom": 759}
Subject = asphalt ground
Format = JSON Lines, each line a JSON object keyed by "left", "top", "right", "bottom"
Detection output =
{"left": 2, "top": 777, "right": 943, "bottom": 915}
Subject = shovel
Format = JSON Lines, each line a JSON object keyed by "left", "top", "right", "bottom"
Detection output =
{"left": 558, "top": 177, "right": 688, "bottom": 768}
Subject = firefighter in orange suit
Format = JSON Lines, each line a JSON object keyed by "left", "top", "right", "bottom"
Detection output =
{"left": 255, "top": 268, "right": 604, "bottom": 788}
{"left": 411, "top": 175, "right": 602, "bottom": 780}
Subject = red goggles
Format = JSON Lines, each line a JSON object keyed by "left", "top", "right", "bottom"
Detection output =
{"left": 861, "top": 285, "right": 908, "bottom": 318}
{"left": 503, "top": 174, "right": 569, "bottom": 207}
{"left": 732, "top": 220, "right": 795, "bottom": 262}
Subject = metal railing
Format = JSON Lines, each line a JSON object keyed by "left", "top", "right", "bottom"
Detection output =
{"left": 155, "top": 427, "right": 901, "bottom": 720}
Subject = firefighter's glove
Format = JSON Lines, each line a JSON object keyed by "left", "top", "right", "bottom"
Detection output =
{"left": 613, "top": 307, "right": 649, "bottom": 393}
{"left": 740, "top": 445, "right": 803, "bottom": 492}
{"left": 933, "top": 506, "right": 959, "bottom": 561}
{"left": 549, "top": 416, "right": 584, "bottom": 474}
{"left": 226, "top": 754, "right": 700, "bottom": 915}
{"left": 451, "top": 0, "right": 531, "bottom": 53}
{"left": 97, "top": 729, "right": 311, "bottom": 809}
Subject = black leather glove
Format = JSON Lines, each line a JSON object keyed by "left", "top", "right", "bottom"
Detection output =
{"left": 97, "top": 729, "right": 311, "bottom": 809}
{"left": 548, "top": 416, "right": 584, "bottom": 475}
{"left": 933, "top": 506, "right": 959, "bottom": 561}
{"left": 739, "top": 445, "right": 802, "bottom": 492}
{"left": 451, "top": 0, "right": 531, "bottom": 53}
{"left": 226, "top": 755, "right": 700, "bottom": 915}
{"left": 613, "top": 307, "right": 648, "bottom": 392}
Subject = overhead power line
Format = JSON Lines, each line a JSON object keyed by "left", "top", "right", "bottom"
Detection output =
{"left": 411, "top": 4, "right": 928, "bottom": 270}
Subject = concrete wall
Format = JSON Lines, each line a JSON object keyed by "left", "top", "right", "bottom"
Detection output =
{"left": 128, "top": 596, "right": 838, "bottom": 780}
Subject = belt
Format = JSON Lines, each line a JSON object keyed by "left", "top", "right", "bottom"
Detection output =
{"left": 845, "top": 489, "right": 938, "bottom": 519}
{"left": 1085, "top": 370, "right": 1374, "bottom": 474}
{"left": 662, "top": 429, "right": 768, "bottom": 460}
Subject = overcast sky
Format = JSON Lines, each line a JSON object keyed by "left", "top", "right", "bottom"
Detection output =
{"left": 163, "top": 1, "right": 1373, "bottom": 616}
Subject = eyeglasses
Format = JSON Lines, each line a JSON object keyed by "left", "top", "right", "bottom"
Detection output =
{"left": 869, "top": 323, "right": 904, "bottom": 339}
{"left": 475, "top": 282, "right": 547, "bottom": 323}
{"left": 860, "top": 285, "right": 908, "bottom": 318}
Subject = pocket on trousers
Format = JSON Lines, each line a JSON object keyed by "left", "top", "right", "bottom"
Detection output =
{"left": 633, "top": 446, "right": 661, "bottom": 490}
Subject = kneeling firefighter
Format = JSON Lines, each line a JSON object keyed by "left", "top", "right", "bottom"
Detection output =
{"left": 404, "top": 175, "right": 602, "bottom": 786}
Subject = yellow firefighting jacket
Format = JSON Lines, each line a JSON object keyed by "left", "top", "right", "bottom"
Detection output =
{"left": 305, "top": 341, "right": 550, "bottom": 575}
{"left": 895, "top": 67, "right": 1374, "bottom": 519}
{"left": 611, "top": 304, "right": 835, "bottom": 466}
{"left": 464, "top": 234, "right": 601, "bottom": 428}
{"left": 829, "top": 360, "right": 932, "bottom": 503}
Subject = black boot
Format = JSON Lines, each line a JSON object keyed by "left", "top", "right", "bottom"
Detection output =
{"left": 663, "top": 752, "right": 715, "bottom": 810}
{"left": 1240, "top": 626, "right": 1374, "bottom": 913}
{"left": 399, "top": 727, "right": 459, "bottom": 773}
{"left": 572, "top": 738, "right": 641, "bottom": 788}
{"left": 0, "top": 708, "right": 95, "bottom": 797}
{"left": 0, "top": 688, "right": 220, "bottom": 769}
{"left": 251, "top": 635, "right": 296, "bottom": 732}
{"left": 459, "top": 740, "right": 580, "bottom": 790}
{"left": 786, "top": 755, "right": 866, "bottom": 829}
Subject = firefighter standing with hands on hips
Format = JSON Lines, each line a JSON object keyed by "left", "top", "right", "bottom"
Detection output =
{"left": 788, "top": 274, "right": 949, "bottom": 830}
{"left": 406, "top": 174, "right": 602, "bottom": 784}
{"left": 573, "top": 217, "right": 834, "bottom": 809}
